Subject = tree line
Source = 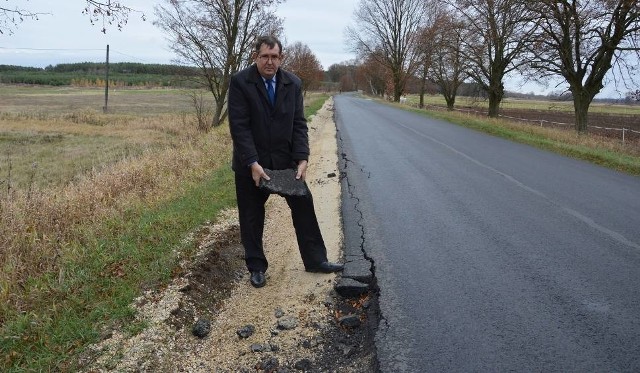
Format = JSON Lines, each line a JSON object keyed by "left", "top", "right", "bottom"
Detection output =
{"left": 46, "top": 62, "right": 198, "bottom": 76}
{"left": 1, "top": 62, "right": 198, "bottom": 75}
{"left": 0, "top": 63, "right": 200, "bottom": 87}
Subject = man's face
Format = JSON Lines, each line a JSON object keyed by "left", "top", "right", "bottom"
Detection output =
{"left": 254, "top": 43, "right": 282, "bottom": 79}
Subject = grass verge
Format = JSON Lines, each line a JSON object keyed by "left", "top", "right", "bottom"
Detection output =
{"left": 404, "top": 105, "right": 640, "bottom": 176}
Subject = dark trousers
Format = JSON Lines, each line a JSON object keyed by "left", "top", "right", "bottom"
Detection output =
{"left": 235, "top": 172, "right": 328, "bottom": 272}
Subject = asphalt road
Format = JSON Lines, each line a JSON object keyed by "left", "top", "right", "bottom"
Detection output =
{"left": 334, "top": 94, "right": 640, "bottom": 372}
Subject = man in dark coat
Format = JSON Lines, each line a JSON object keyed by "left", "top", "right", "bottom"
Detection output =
{"left": 228, "top": 35, "right": 343, "bottom": 288}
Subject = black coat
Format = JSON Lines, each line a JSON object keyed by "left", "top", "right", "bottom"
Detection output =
{"left": 228, "top": 64, "right": 309, "bottom": 176}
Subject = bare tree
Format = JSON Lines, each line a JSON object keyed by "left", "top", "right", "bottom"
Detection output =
{"left": 83, "top": 0, "right": 145, "bottom": 33}
{"left": 282, "top": 42, "right": 324, "bottom": 95}
{"left": 0, "top": 1, "right": 143, "bottom": 34}
{"left": 0, "top": 3, "right": 44, "bottom": 35}
{"left": 524, "top": 0, "right": 640, "bottom": 132}
{"left": 154, "top": 0, "right": 283, "bottom": 128}
{"left": 327, "top": 62, "right": 360, "bottom": 92}
{"left": 415, "top": 1, "right": 444, "bottom": 108}
{"left": 346, "top": 0, "right": 427, "bottom": 101}
{"left": 447, "top": 0, "right": 535, "bottom": 117}
{"left": 327, "top": 63, "right": 343, "bottom": 83}
{"left": 415, "top": 25, "right": 436, "bottom": 108}
{"left": 187, "top": 90, "right": 213, "bottom": 132}
{"left": 357, "top": 51, "right": 390, "bottom": 97}
{"left": 430, "top": 13, "right": 468, "bottom": 110}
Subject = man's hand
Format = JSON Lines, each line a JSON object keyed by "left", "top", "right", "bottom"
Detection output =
{"left": 296, "top": 160, "right": 308, "bottom": 181}
{"left": 250, "top": 162, "right": 270, "bottom": 187}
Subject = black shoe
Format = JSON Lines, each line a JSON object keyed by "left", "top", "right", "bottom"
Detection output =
{"left": 250, "top": 271, "right": 266, "bottom": 288}
{"left": 306, "top": 261, "right": 344, "bottom": 273}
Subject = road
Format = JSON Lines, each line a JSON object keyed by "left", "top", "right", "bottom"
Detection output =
{"left": 334, "top": 94, "right": 640, "bottom": 372}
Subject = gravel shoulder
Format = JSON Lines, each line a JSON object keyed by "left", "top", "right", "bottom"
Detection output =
{"left": 80, "top": 97, "right": 378, "bottom": 372}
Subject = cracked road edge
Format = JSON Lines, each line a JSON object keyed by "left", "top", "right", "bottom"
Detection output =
{"left": 334, "top": 104, "right": 387, "bottom": 371}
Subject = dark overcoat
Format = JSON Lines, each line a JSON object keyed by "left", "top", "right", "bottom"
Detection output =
{"left": 228, "top": 64, "right": 309, "bottom": 176}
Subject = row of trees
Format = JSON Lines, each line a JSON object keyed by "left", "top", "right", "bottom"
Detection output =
{"left": 0, "top": 63, "right": 200, "bottom": 87}
{"left": 0, "top": 62, "right": 196, "bottom": 75}
{"left": 41, "top": 62, "right": 198, "bottom": 75}
{"left": 345, "top": 0, "right": 640, "bottom": 132}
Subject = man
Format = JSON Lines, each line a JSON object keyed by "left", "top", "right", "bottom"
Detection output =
{"left": 228, "top": 35, "right": 343, "bottom": 288}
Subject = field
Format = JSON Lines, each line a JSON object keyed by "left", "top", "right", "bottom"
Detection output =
{"left": 407, "top": 95, "right": 640, "bottom": 142}
{"left": 0, "top": 88, "right": 198, "bottom": 190}
{"left": 0, "top": 85, "right": 196, "bottom": 116}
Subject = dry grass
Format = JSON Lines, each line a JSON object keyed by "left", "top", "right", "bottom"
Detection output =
{"left": 0, "top": 86, "right": 196, "bottom": 116}
{"left": 0, "top": 112, "right": 202, "bottom": 189}
{"left": 483, "top": 114, "right": 640, "bottom": 156}
{"left": 0, "top": 86, "right": 210, "bottom": 191}
{"left": 1, "top": 129, "right": 231, "bottom": 314}
{"left": 0, "top": 86, "right": 228, "bottom": 321}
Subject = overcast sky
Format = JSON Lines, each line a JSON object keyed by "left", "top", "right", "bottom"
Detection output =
{"left": 0, "top": 0, "right": 628, "bottom": 97}
{"left": 0, "top": 0, "right": 359, "bottom": 69}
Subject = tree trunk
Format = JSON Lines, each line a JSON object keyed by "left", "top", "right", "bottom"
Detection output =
{"left": 392, "top": 69, "right": 403, "bottom": 102}
{"left": 573, "top": 99, "right": 589, "bottom": 133}
{"left": 487, "top": 82, "right": 504, "bottom": 118}
{"left": 419, "top": 75, "right": 426, "bottom": 109}
{"left": 368, "top": 80, "right": 377, "bottom": 96}
{"left": 393, "top": 85, "right": 402, "bottom": 102}
{"left": 211, "top": 97, "right": 226, "bottom": 128}
{"left": 445, "top": 94, "right": 456, "bottom": 110}
{"left": 572, "top": 90, "right": 593, "bottom": 133}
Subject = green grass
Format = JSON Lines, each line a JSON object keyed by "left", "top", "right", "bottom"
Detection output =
{"left": 305, "top": 93, "right": 331, "bottom": 117}
{"left": 413, "top": 107, "right": 640, "bottom": 176}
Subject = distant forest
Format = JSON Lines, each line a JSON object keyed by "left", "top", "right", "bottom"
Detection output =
{"left": 0, "top": 62, "right": 200, "bottom": 87}
{"left": 0, "top": 62, "right": 635, "bottom": 104}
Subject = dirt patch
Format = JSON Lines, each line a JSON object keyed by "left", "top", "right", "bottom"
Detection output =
{"left": 498, "top": 108, "right": 640, "bottom": 141}
{"left": 449, "top": 104, "right": 640, "bottom": 142}
{"left": 78, "top": 97, "right": 378, "bottom": 372}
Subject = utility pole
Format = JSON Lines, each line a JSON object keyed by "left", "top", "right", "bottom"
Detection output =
{"left": 103, "top": 44, "right": 110, "bottom": 113}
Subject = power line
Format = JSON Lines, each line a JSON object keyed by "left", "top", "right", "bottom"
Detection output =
{"left": 0, "top": 46, "right": 104, "bottom": 51}
{"left": 111, "top": 50, "right": 153, "bottom": 63}
{"left": 0, "top": 46, "right": 168, "bottom": 64}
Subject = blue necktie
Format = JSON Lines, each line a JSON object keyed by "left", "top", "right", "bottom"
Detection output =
{"left": 266, "top": 78, "right": 275, "bottom": 106}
